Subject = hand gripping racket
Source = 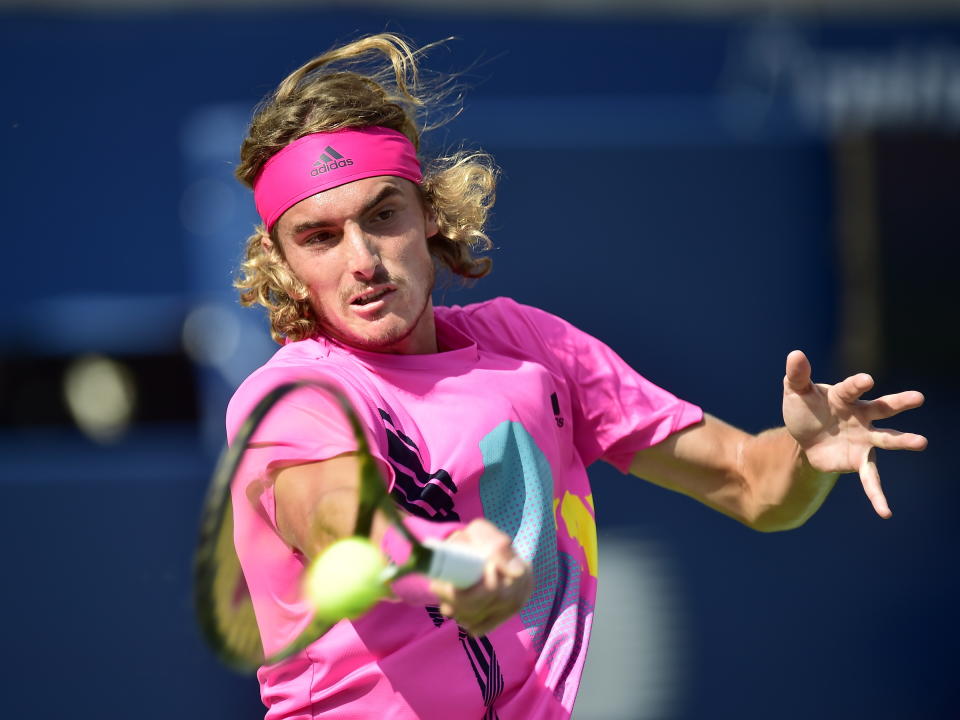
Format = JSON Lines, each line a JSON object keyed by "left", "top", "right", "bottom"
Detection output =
{"left": 193, "top": 380, "right": 485, "bottom": 673}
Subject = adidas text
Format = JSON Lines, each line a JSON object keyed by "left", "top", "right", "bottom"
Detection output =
{"left": 311, "top": 158, "right": 354, "bottom": 176}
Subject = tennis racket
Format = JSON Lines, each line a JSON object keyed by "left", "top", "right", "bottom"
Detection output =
{"left": 193, "top": 380, "right": 485, "bottom": 673}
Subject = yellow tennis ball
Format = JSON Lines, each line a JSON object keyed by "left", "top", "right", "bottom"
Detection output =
{"left": 304, "top": 537, "right": 388, "bottom": 623}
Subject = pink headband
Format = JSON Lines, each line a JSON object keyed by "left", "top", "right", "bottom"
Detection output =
{"left": 253, "top": 126, "right": 422, "bottom": 231}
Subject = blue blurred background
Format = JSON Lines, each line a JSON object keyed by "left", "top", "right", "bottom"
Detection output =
{"left": 1, "top": 3, "right": 957, "bottom": 718}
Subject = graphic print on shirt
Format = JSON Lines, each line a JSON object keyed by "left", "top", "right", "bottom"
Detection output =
{"left": 379, "top": 408, "right": 503, "bottom": 717}
{"left": 379, "top": 408, "right": 460, "bottom": 521}
{"left": 559, "top": 492, "right": 598, "bottom": 578}
{"left": 478, "top": 420, "right": 593, "bottom": 703}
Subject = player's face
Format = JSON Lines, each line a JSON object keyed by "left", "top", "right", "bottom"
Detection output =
{"left": 274, "top": 176, "right": 440, "bottom": 354}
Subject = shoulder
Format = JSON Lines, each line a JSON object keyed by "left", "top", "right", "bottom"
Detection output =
{"left": 225, "top": 338, "right": 373, "bottom": 441}
{"left": 438, "top": 296, "right": 546, "bottom": 322}
{"left": 437, "top": 297, "right": 575, "bottom": 350}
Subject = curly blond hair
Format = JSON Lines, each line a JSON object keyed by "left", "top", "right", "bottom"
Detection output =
{"left": 234, "top": 34, "right": 497, "bottom": 344}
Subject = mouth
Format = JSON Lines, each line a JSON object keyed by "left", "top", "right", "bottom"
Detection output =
{"left": 350, "top": 286, "right": 394, "bottom": 307}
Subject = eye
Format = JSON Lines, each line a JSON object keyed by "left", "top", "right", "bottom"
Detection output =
{"left": 373, "top": 207, "right": 395, "bottom": 223}
{"left": 304, "top": 230, "right": 336, "bottom": 246}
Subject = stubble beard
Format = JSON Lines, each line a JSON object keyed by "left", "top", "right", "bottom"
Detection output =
{"left": 313, "top": 264, "right": 436, "bottom": 353}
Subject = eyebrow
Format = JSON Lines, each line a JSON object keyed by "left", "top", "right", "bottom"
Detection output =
{"left": 289, "top": 184, "right": 404, "bottom": 237}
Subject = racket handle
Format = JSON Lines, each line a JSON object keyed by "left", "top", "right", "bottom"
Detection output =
{"left": 423, "top": 538, "right": 486, "bottom": 589}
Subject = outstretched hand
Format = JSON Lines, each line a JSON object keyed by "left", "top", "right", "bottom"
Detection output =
{"left": 782, "top": 350, "right": 927, "bottom": 518}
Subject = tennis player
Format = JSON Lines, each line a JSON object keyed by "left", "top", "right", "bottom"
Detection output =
{"left": 225, "top": 34, "right": 927, "bottom": 720}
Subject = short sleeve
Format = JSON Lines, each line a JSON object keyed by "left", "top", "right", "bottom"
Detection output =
{"left": 454, "top": 298, "right": 703, "bottom": 473}
{"left": 225, "top": 364, "right": 387, "bottom": 534}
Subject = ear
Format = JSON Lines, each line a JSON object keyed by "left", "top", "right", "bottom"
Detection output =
{"left": 424, "top": 206, "right": 439, "bottom": 239}
{"left": 260, "top": 231, "right": 274, "bottom": 253}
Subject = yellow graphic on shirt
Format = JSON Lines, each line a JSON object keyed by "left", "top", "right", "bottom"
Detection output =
{"left": 559, "top": 491, "right": 598, "bottom": 578}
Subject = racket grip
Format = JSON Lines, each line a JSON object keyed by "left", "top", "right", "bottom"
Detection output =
{"left": 423, "top": 538, "right": 486, "bottom": 589}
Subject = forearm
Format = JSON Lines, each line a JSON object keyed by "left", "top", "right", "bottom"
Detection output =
{"left": 630, "top": 415, "right": 837, "bottom": 532}
{"left": 274, "top": 456, "right": 464, "bottom": 563}
{"left": 273, "top": 454, "right": 393, "bottom": 559}
{"left": 739, "top": 427, "right": 838, "bottom": 532}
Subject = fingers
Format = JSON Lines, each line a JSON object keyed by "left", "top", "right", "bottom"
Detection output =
{"left": 869, "top": 427, "right": 929, "bottom": 451}
{"left": 447, "top": 588, "right": 516, "bottom": 638}
{"left": 433, "top": 559, "right": 532, "bottom": 637}
{"left": 859, "top": 448, "right": 892, "bottom": 519}
{"left": 783, "top": 350, "right": 813, "bottom": 393}
{"left": 832, "top": 372, "right": 875, "bottom": 405}
{"left": 865, "top": 391, "right": 925, "bottom": 421}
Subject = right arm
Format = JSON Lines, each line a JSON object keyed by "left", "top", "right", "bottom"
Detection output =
{"left": 271, "top": 457, "right": 533, "bottom": 637}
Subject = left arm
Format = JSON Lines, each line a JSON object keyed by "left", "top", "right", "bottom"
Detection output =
{"left": 629, "top": 415, "right": 836, "bottom": 532}
{"left": 629, "top": 350, "right": 927, "bottom": 532}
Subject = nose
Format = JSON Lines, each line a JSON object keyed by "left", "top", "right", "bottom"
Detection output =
{"left": 343, "top": 222, "right": 382, "bottom": 280}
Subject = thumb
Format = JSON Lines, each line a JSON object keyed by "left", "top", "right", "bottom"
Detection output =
{"left": 784, "top": 350, "right": 813, "bottom": 394}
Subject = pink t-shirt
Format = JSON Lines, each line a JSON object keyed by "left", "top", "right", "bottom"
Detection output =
{"left": 226, "top": 297, "right": 702, "bottom": 720}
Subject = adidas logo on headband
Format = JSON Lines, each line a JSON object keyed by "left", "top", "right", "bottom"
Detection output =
{"left": 254, "top": 128, "right": 422, "bottom": 230}
{"left": 311, "top": 145, "right": 354, "bottom": 176}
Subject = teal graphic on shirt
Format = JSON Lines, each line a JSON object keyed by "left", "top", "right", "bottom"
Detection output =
{"left": 479, "top": 420, "right": 577, "bottom": 650}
